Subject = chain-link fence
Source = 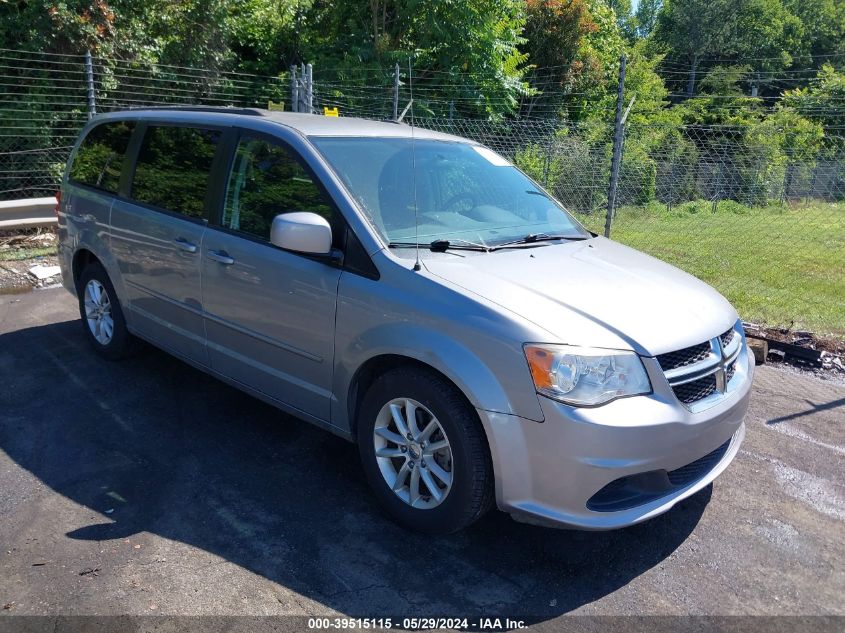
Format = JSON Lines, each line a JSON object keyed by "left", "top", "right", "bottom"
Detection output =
{"left": 424, "top": 116, "right": 843, "bottom": 337}
{"left": 0, "top": 48, "right": 288, "bottom": 198}
{"left": 1, "top": 48, "right": 843, "bottom": 336}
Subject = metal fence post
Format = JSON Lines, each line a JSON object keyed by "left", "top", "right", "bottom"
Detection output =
{"left": 84, "top": 50, "right": 96, "bottom": 119}
{"left": 393, "top": 63, "right": 400, "bottom": 121}
{"left": 290, "top": 65, "right": 298, "bottom": 112}
{"left": 306, "top": 63, "right": 313, "bottom": 113}
{"left": 604, "top": 54, "right": 626, "bottom": 238}
{"left": 296, "top": 62, "right": 308, "bottom": 112}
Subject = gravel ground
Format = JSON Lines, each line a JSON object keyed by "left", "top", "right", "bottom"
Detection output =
{"left": 0, "top": 254, "right": 60, "bottom": 294}
{"left": 0, "top": 288, "right": 842, "bottom": 630}
{"left": 0, "top": 229, "right": 60, "bottom": 294}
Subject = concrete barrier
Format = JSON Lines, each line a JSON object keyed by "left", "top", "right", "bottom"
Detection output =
{"left": 0, "top": 197, "right": 57, "bottom": 230}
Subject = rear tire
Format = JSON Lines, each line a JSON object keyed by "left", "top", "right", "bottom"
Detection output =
{"left": 77, "top": 262, "right": 137, "bottom": 360}
{"left": 357, "top": 366, "right": 494, "bottom": 534}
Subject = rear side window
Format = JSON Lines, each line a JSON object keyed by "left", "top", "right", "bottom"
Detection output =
{"left": 69, "top": 120, "right": 135, "bottom": 193}
{"left": 131, "top": 125, "right": 221, "bottom": 220}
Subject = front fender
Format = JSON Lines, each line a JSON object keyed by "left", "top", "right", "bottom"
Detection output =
{"left": 332, "top": 271, "right": 547, "bottom": 432}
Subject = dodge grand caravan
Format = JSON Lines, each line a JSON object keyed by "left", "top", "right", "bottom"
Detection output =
{"left": 58, "top": 107, "right": 753, "bottom": 534}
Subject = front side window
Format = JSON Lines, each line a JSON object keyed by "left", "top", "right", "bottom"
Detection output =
{"left": 130, "top": 125, "right": 221, "bottom": 220}
{"left": 69, "top": 120, "right": 135, "bottom": 193}
{"left": 311, "top": 137, "right": 589, "bottom": 246}
{"left": 222, "top": 136, "right": 334, "bottom": 241}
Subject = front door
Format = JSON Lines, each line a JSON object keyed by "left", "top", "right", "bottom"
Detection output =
{"left": 111, "top": 124, "right": 224, "bottom": 364}
{"left": 201, "top": 133, "right": 342, "bottom": 421}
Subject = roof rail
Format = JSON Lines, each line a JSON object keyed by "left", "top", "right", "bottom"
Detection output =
{"left": 124, "top": 105, "right": 267, "bottom": 116}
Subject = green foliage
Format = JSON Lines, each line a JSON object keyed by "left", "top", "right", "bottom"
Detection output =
{"left": 3, "top": 0, "right": 841, "bottom": 126}
{"left": 651, "top": 0, "right": 809, "bottom": 96}
{"left": 635, "top": 0, "right": 661, "bottom": 38}
{"left": 783, "top": 0, "right": 845, "bottom": 61}
{"left": 747, "top": 108, "right": 824, "bottom": 161}
{"left": 560, "top": 0, "right": 626, "bottom": 119}
{"left": 606, "top": 0, "right": 637, "bottom": 39}
{"left": 227, "top": 0, "right": 305, "bottom": 75}
{"left": 520, "top": 0, "right": 598, "bottom": 117}
{"left": 301, "top": 0, "right": 530, "bottom": 117}
{"left": 782, "top": 65, "right": 845, "bottom": 134}
{"left": 619, "top": 145, "right": 656, "bottom": 205}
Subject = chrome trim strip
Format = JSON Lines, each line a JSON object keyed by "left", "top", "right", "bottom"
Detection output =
{"left": 667, "top": 362, "right": 720, "bottom": 387}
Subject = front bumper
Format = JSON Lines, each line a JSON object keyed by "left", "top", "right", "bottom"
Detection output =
{"left": 479, "top": 338, "right": 753, "bottom": 530}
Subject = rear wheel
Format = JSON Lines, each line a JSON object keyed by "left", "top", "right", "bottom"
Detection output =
{"left": 357, "top": 367, "right": 493, "bottom": 534}
{"left": 77, "top": 263, "right": 137, "bottom": 360}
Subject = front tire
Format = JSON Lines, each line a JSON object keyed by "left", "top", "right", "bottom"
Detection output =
{"left": 77, "top": 263, "right": 136, "bottom": 360}
{"left": 357, "top": 367, "right": 494, "bottom": 534}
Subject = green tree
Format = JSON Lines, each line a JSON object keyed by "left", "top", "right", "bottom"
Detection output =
{"left": 783, "top": 0, "right": 845, "bottom": 62}
{"left": 304, "top": 0, "right": 530, "bottom": 117}
{"left": 567, "top": 0, "right": 626, "bottom": 116}
{"left": 227, "top": 0, "right": 306, "bottom": 74}
{"left": 0, "top": 0, "right": 158, "bottom": 58}
{"left": 651, "top": 0, "right": 802, "bottom": 97}
{"left": 520, "top": 0, "right": 598, "bottom": 116}
{"left": 782, "top": 64, "right": 845, "bottom": 133}
{"left": 607, "top": 0, "right": 636, "bottom": 39}
{"left": 652, "top": 0, "right": 740, "bottom": 96}
{"left": 635, "top": 0, "right": 661, "bottom": 38}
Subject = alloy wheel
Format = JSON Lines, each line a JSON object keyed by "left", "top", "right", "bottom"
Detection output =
{"left": 373, "top": 397, "right": 453, "bottom": 509}
{"left": 84, "top": 279, "right": 114, "bottom": 345}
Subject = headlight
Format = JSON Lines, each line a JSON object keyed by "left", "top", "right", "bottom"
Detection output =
{"left": 524, "top": 344, "right": 651, "bottom": 406}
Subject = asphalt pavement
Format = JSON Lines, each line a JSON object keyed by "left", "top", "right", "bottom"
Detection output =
{"left": 0, "top": 288, "right": 842, "bottom": 629}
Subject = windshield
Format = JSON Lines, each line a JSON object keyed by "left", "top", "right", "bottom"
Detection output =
{"left": 310, "top": 137, "right": 589, "bottom": 246}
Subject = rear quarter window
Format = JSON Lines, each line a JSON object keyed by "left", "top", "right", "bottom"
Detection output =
{"left": 69, "top": 120, "right": 135, "bottom": 193}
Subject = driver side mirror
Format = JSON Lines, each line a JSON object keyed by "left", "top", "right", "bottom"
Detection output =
{"left": 270, "top": 212, "right": 332, "bottom": 255}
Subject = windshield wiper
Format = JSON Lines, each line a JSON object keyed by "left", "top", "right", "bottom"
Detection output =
{"left": 429, "top": 237, "right": 490, "bottom": 252}
{"left": 490, "top": 233, "right": 590, "bottom": 250}
{"left": 388, "top": 239, "right": 490, "bottom": 252}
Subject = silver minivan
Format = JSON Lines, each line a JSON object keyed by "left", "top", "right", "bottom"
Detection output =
{"left": 58, "top": 107, "right": 753, "bottom": 534}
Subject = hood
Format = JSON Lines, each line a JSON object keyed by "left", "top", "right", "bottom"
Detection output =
{"left": 423, "top": 237, "right": 737, "bottom": 356}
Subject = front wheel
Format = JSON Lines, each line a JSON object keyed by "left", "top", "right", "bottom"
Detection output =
{"left": 357, "top": 367, "right": 494, "bottom": 534}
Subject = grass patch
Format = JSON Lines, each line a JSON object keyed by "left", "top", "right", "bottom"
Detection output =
{"left": 577, "top": 200, "right": 845, "bottom": 337}
{"left": 0, "top": 245, "right": 56, "bottom": 262}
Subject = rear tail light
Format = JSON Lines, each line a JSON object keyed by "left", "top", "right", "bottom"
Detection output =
{"left": 54, "top": 190, "right": 61, "bottom": 217}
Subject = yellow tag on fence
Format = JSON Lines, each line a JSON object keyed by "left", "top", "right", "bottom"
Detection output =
{"left": 323, "top": 107, "right": 339, "bottom": 117}
{"left": 267, "top": 100, "right": 285, "bottom": 111}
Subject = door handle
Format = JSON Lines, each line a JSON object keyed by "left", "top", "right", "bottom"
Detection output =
{"left": 173, "top": 237, "right": 197, "bottom": 253}
{"left": 207, "top": 250, "right": 235, "bottom": 265}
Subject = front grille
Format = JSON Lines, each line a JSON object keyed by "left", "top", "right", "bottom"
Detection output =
{"left": 667, "top": 439, "right": 731, "bottom": 486}
{"left": 587, "top": 437, "right": 734, "bottom": 512}
{"left": 659, "top": 326, "right": 743, "bottom": 410}
{"left": 672, "top": 374, "right": 717, "bottom": 404}
{"left": 657, "top": 342, "right": 710, "bottom": 372}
